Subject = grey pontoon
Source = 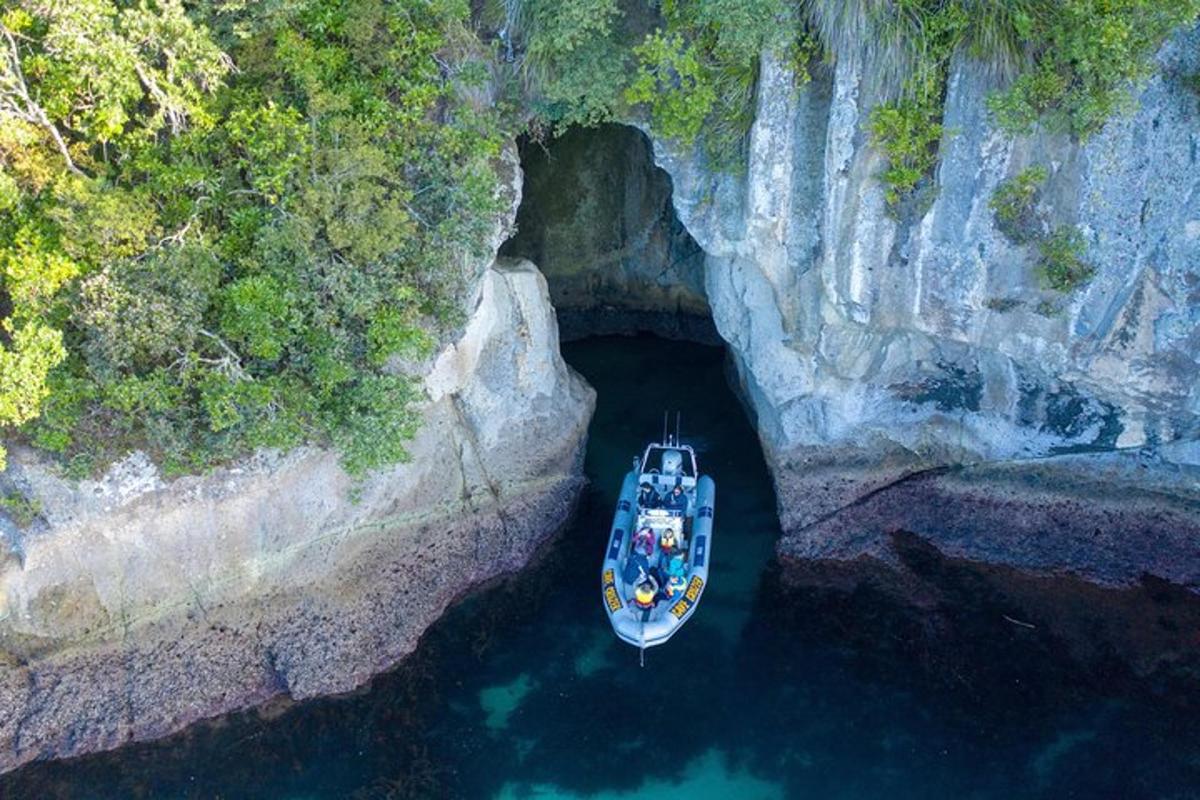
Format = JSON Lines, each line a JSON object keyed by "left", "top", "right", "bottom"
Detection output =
{"left": 600, "top": 430, "right": 715, "bottom": 656}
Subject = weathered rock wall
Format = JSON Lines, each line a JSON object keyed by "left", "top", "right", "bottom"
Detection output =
{"left": 615, "top": 26, "right": 1200, "bottom": 607}
{"left": 641, "top": 27, "right": 1200, "bottom": 535}
{"left": 0, "top": 150, "right": 596, "bottom": 773}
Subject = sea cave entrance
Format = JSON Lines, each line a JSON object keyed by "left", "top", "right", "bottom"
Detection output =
{"left": 500, "top": 123, "right": 718, "bottom": 343}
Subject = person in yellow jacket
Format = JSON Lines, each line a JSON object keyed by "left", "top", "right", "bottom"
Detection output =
{"left": 633, "top": 575, "right": 658, "bottom": 609}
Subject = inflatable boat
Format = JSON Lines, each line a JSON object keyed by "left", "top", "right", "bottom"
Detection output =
{"left": 600, "top": 432, "right": 715, "bottom": 654}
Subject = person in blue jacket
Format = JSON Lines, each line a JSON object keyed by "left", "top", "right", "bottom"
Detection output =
{"left": 662, "top": 483, "right": 688, "bottom": 513}
{"left": 663, "top": 553, "right": 688, "bottom": 599}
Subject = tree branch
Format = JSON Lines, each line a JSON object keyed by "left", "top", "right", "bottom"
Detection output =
{"left": 0, "top": 25, "right": 86, "bottom": 177}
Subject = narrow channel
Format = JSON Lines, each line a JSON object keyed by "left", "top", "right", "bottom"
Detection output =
{"left": 3, "top": 336, "right": 1197, "bottom": 799}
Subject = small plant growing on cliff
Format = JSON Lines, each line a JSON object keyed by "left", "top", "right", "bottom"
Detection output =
{"left": 870, "top": 100, "right": 945, "bottom": 207}
{"left": 990, "top": 165, "right": 1049, "bottom": 243}
{"left": 1035, "top": 298, "right": 1063, "bottom": 317}
{"left": 867, "top": 0, "right": 969, "bottom": 209}
{"left": 1038, "top": 227, "right": 1095, "bottom": 291}
{"left": 0, "top": 491, "right": 41, "bottom": 529}
{"left": 984, "top": 296, "right": 1023, "bottom": 313}
{"left": 626, "top": 31, "right": 717, "bottom": 146}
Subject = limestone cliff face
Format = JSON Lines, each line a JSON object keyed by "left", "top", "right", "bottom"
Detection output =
{"left": 643, "top": 27, "right": 1200, "bottom": 529}
{"left": 0, "top": 149, "right": 595, "bottom": 773}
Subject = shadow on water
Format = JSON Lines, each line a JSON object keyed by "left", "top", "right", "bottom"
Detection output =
{"left": 3, "top": 335, "right": 1199, "bottom": 800}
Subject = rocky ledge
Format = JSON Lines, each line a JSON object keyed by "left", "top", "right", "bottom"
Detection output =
{"left": 0, "top": 258, "right": 595, "bottom": 774}
{"left": 776, "top": 450, "right": 1200, "bottom": 687}
{"left": 780, "top": 450, "right": 1200, "bottom": 591}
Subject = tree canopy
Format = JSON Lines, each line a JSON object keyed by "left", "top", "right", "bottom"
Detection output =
{"left": 1, "top": 0, "right": 506, "bottom": 476}
{"left": 2, "top": 0, "right": 1197, "bottom": 478}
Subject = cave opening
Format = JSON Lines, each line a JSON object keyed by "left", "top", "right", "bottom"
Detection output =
{"left": 499, "top": 123, "right": 719, "bottom": 344}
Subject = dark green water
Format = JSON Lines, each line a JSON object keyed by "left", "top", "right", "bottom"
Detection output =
{"left": 3, "top": 336, "right": 1198, "bottom": 799}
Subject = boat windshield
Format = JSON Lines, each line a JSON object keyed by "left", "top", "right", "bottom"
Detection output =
{"left": 639, "top": 445, "right": 697, "bottom": 477}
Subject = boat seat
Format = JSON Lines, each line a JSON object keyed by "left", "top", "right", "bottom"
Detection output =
{"left": 640, "top": 473, "right": 697, "bottom": 490}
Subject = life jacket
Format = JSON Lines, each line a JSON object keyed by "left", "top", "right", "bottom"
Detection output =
{"left": 634, "top": 581, "right": 656, "bottom": 608}
{"left": 666, "top": 575, "right": 687, "bottom": 598}
{"left": 660, "top": 529, "right": 677, "bottom": 551}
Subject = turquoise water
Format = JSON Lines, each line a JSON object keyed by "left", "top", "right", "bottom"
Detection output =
{"left": 3, "top": 336, "right": 1198, "bottom": 799}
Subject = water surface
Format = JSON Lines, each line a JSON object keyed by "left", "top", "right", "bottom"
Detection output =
{"left": 3, "top": 336, "right": 1197, "bottom": 799}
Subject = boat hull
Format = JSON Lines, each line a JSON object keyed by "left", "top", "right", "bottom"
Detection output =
{"left": 600, "top": 471, "right": 715, "bottom": 648}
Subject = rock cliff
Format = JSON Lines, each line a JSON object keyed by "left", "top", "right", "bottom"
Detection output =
{"left": 0, "top": 150, "right": 595, "bottom": 773}
{"left": 637, "top": 28, "right": 1200, "bottom": 540}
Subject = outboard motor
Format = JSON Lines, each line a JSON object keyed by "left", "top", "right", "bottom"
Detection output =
{"left": 662, "top": 449, "right": 683, "bottom": 476}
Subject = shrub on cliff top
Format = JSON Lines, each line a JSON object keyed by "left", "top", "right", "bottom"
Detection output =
{"left": 2, "top": 0, "right": 508, "bottom": 478}
{"left": 521, "top": 0, "right": 631, "bottom": 131}
{"left": 988, "top": 0, "right": 1200, "bottom": 138}
{"left": 625, "top": 0, "right": 801, "bottom": 170}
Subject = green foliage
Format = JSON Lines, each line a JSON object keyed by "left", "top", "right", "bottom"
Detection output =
{"left": 786, "top": 28, "right": 821, "bottom": 87}
{"left": 225, "top": 102, "right": 309, "bottom": 204}
{"left": 869, "top": 100, "right": 946, "bottom": 206}
{"left": 367, "top": 291, "right": 436, "bottom": 367}
{"left": 866, "top": 0, "right": 969, "bottom": 208}
{"left": 521, "top": 0, "right": 629, "bottom": 130}
{"left": 989, "top": 167, "right": 1094, "bottom": 293}
{"left": 625, "top": 0, "right": 795, "bottom": 169}
{"left": 1038, "top": 226, "right": 1095, "bottom": 291}
{"left": 0, "top": 322, "right": 66, "bottom": 471}
{"left": 325, "top": 375, "right": 422, "bottom": 476}
{"left": 626, "top": 32, "right": 716, "bottom": 145}
{"left": 75, "top": 247, "right": 220, "bottom": 372}
{"left": 0, "top": 489, "right": 41, "bottom": 528}
{"left": 984, "top": 296, "right": 1023, "bottom": 312}
{"left": 988, "top": 0, "right": 1200, "bottom": 138}
{"left": 4, "top": 0, "right": 510, "bottom": 478}
{"left": 218, "top": 275, "right": 297, "bottom": 362}
{"left": 989, "top": 165, "right": 1049, "bottom": 243}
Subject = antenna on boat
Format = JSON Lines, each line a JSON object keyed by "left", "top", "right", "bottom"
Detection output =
{"left": 676, "top": 412, "right": 681, "bottom": 445}
{"left": 662, "top": 411, "right": 668, "bottom": 446}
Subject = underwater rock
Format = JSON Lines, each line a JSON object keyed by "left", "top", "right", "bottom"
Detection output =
{"left": 775, "top": 450, "right": 1200, "bottom": 686}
